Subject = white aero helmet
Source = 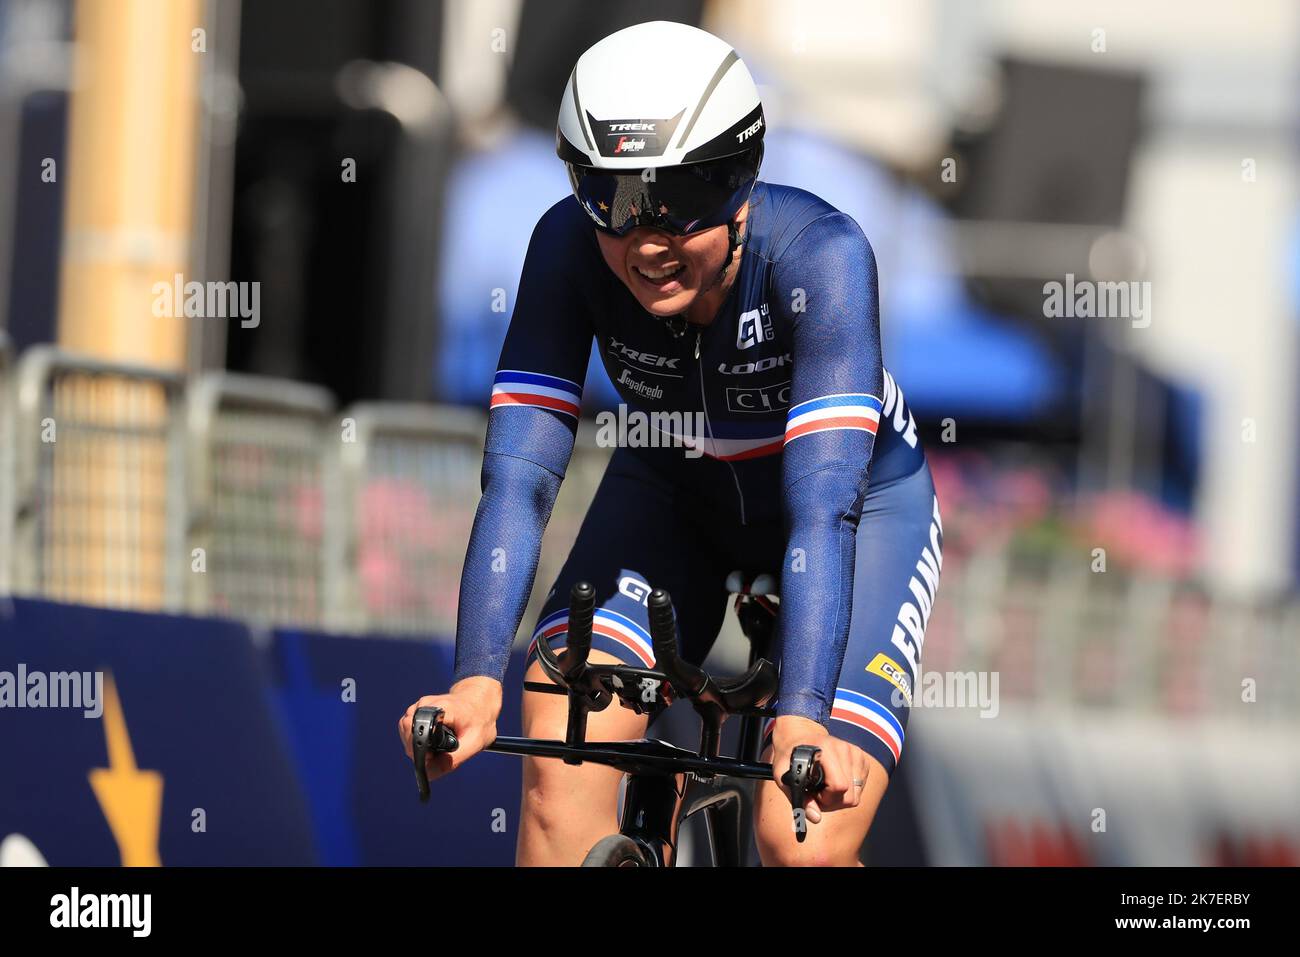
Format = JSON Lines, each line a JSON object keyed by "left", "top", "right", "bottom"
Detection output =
{"left": 556, "top": 20, "right": 765, "bottom": 237}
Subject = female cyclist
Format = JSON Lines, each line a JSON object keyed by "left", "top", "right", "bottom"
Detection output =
{"left": 399, "top": 19, "right": 942, "bottom": 867}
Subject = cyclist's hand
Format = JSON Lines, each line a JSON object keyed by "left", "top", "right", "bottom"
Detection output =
{"left": 398, "top": 677, "right": 501, "bottom": 781}
{"left": 770, "top": 715, "right": 871, "bottom": 824}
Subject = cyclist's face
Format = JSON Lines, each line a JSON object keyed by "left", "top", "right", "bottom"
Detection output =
{"left": 594, "top": 204, "right": 747, "bottom": 317}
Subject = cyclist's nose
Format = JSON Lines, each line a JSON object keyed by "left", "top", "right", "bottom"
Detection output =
{"left": 628, "top": 227, "right": 675, "bottom": 255}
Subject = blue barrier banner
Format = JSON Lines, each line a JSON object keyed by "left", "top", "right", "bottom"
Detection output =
{"left": 266, "top": 630, "right": 526, "bottom": 866}
{"left": 0, "top": 598, "right": 316, "bottom": 865}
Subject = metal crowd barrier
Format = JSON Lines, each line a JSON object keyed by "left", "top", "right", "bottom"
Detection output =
{"left": 9, "top": 346, "right": 187, "bottom": 611}
{"left": 926, "top": 546, "right": 1300, "bottom": 717}
{"left": 328, "top": 402, "right": 485, "bottom": 636}
{"left": 1, "top": 343, "right": 1294, "bottom": 717}
{"left": 186, "top": 372, "right": 334, "bottom": 627}
{"left": 326, "top": 405, "right": 613, "bottom": 640}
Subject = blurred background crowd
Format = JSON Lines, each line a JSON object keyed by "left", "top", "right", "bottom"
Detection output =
{"left": 0, "top": 0, "right": 1297, "bottom": 866}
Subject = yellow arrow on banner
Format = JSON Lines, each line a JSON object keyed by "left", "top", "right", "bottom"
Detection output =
{"left": 88, "top": 674, "right": 163, "bottom": 867}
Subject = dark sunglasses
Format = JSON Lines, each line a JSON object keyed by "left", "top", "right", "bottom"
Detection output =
{"left": 565, "top": 144, "right": 762, "bottom": 237}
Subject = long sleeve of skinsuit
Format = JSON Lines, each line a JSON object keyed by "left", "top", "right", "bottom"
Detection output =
{"left": 451, "top": 203, "right": 595, "bottom": 685}
{"left": 769, "top": 212, "right": 884, "bottom": 725}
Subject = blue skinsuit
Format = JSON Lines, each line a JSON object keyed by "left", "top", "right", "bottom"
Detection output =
{"left": 453, "top": 182, "right": 942, "bottom": 772}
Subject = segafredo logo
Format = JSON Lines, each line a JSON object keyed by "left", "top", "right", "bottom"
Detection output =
{"left": 615, "top": 369, "right": 665, "bottom": 401}
{"left": 614, "top": 137, "right": 647, "bottom": 154}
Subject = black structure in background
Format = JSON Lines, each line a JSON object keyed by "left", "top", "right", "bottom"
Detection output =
{"left": 940, "top": 59, "right": 1190, "bottom": 500}
{"left": 228, "top": 0, "right": 703, "bottom": 405}
{"left": 229, "top": 0, "right": 448, "bottom": 406}
{"left": 954, "top": 59, "right": 1143, "bottom": 226}
{"left": 951, "top": 57, "right": 1145, "bottom": 323}
{"left": 4, "top": 91, "right": 66, "bottom": 354}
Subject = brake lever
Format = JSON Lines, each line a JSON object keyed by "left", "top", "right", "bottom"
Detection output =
{"left": 411, "top": 706, "right": 459, "bottom": 803}
{"left": 779, "top": 744, "right": 827, "bottom": 842}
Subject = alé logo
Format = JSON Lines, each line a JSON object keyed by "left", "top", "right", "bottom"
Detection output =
{"left": 736, "top": 303, "right": 773, "bottom": 350}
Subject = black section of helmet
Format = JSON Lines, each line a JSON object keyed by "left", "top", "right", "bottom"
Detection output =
{"left": 564, "top": 142, "right": 763, "bottom": 238}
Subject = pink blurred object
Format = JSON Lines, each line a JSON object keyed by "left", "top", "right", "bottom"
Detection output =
{"left": 1076, "top": 490, "right": 1201, "bottom": 576}
{"left": 356, "top": 478, "right": 465, "bottom": 616}
{"left": 359, "top": 478, "right": 442, "bottom": 541}
{"left": 928, "top": 450, "right": 1058, "bottom": 555}
{"left": 292, "top": 483, "right": 325, "bottom": 541}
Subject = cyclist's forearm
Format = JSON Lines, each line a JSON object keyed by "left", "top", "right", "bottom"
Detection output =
{"left": 452, "top": 451, "right": 562, "bottom": 686}
{"left": 777, "top": 465, "right": 868, "bottom": 724}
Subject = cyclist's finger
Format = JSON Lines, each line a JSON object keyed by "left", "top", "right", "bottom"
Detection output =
{"left": 427, "top": 749, "right": 455, "bottom": 780}
{"left": 399, "top": 695, "right": 451, "bottom": 758}
{"left": 817, "top": 750, "right": 853, "bottom": 802}
{"left": 815, "top": 748, "right": 867, "bottom": 813}
{"left": 403, "top": 694, "right": 448, "bottom": 721}
{"left": 847, "top": 756, "right": 871, "bottom": 809}
{"left": 803, "top": 796, "right": 823, "bottom": 825}
{"left": 771, "top": 756, "right": 789, "bottom": 789}
{"left": 398, "top": 714, "right": 413, "bottom": 758}
{"left": 427, "top": 725, "right": 487, "bottom": 780}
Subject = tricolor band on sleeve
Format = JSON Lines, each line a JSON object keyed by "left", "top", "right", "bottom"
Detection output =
{"left": 784, "top": 393, "right": 882, "bottom": 444}
{"left": 760, "top": 687, "right": 905, "bottom": 767}
{"left": 490, "top": 370, "right": 582, "bottom": 418}
{"left": 829, "top": 688, "right": 903, "bottom": 764}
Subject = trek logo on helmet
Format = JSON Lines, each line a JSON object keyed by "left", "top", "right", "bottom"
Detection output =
{"left": 737, "top": 115, "right": 764, "bottom": 144}
{"left": 592, "top": 112, "right": 684, "bottom": 158}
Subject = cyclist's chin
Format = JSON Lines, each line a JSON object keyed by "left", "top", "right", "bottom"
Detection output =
{"left": 636, "top": 289, "right": 697, "bottom": 316}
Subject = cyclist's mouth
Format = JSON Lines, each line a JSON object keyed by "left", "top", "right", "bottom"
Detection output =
{"left": 633, "top": 263, "right": 686, "bottom": 293}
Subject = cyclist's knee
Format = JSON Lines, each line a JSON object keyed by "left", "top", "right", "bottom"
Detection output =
{"left": 756, "top": 841, "right": 853, "bottom": 868}
{"left": 520, "top": 763, "right": 575, "bottom": 829}
{"left": 520, "top": 756, "right": 621, "bottom": 835}
{"left": 754, "top": 822, "right": 863, "bottom": 867}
